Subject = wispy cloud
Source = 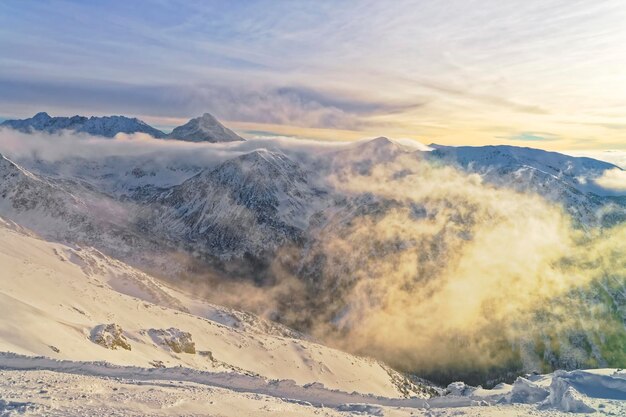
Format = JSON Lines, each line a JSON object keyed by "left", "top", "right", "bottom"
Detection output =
{"left": 1, "top": 0, "right": 626, "bottom": 148}
{"left": 496, "top": 131, "right": 560, "bottom": 141}
{"left": 0, "top": 77, "right": 418, "bottom": 131}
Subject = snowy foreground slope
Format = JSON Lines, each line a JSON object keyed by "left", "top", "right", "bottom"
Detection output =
{"left": 1, "top": 367, "right": 625, "bottom": 416}
{"left": 1, "top": 220, "right": 625, "bottom": 415}
{"left": 0, "top": 219, "right": 422, "bottom": 398}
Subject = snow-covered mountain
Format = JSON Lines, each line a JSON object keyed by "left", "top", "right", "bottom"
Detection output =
{"left": 428, "top": 144, "right": 617, "bottom": 181}
{"left": 0, "top": 152, "right": 175, "bottom": 268}
{"left": 143, "top": 149, "right": 327, "bottom": 260}
{"left": 1, "top": 128, "right": 625, "bottom": 399}
{"left": 167, "top": 113, "right": 245, "bottom": 142}
{"left": 0, "top": 151, "right": 107, "bottom": 237}
{"left": 0, "top": 112, "right": 167, "bottom": 138}
{"left": 25, "top": 154, "right": 204, "bottom": 199}
{"left": 0, "top": 111, "right": 245, "bottom": 142}
{"left": 427, "top": 144, "right": 626, "bottom": 227}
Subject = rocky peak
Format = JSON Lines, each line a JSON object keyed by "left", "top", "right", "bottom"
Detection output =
{"left": 167, "top": 112, "right": 245, "bottom": 143}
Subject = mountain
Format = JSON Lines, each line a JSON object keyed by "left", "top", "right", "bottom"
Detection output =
{"left": 329, "top": 136, "right": 408, "bottom": 175}
{"left": 167, "top": 112, "right": 245, "bottom": 142}
{"left": 2, "top": 134, "right": 626, "bottom": 390}
{"left": 427, "top": 144, "right": 619, "bottom": 192}
{"left": 427, "top": 144, "right": 626, "bottom": 226}
{"left": 0, "top": 199, "right": 623, "bottom": 416}
{"left": 0, "top": 111, "right": 246, "bottom": 142}
{"left": 23, "top": 154, "right": 203, "bottom": 199}
{"left": 143, "top": 149, "right": 327, "bottom": 261}
{"left": 0, "top": 152, "right": 92, "bottom": 231}
{"left": 0, "top": 152, "right": 169, "bottom": 266}
{"left": 0, "top": 112, "right": 167, "bottom": 138}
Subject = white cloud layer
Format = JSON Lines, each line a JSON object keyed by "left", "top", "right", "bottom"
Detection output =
{"left": 594, "top": 168, "right": 626, "bottom": 191}
{"left": 566, "top": 150, "right": 626, "bottom": 169}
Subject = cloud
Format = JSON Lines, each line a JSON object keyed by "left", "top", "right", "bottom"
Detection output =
{"left": 496, "top": 131, "right": 559, "bottom": 141}
{"left": 284, "top": 156, "right": 626, "bottom": 381}
{"left": 573, "top": 122, "right": 626, "bottom": 130}
{"left": 594, "top": 168, "right": 626, "bottom": 191}
{"left": 0, "top": 78, "right": 416, "bottom": 131}
{"left": 565, "top": 150, "right": 626, "bottom": 169}
{"left": 0, "top": 126, "right": 359, "bottom": 168}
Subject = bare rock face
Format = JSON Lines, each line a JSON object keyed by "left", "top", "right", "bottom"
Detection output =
{"left": 90, "top": 324, "right": 131, "bottom": 350}
{"left": 148, "top": 328, "right": 195, "bottom": 354}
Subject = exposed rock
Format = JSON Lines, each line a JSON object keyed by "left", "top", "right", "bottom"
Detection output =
{"left": 149, "top": 360, "right": 166, "bottom": 368}
{"left": 90, "top": 324, "right": 131, "bottom": 350}
{"left": 446, "top": 381, "right": 477, "bottom": 396}
{"left": 148, "top": 328, "right": 195, "bottom": 354}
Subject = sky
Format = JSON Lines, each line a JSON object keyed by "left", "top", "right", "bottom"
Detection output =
{"left": 1, "top": 0, "right": 625, "bottom": 150}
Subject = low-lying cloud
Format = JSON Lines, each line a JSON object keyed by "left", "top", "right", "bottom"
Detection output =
{"left": 0, "top": 126, "right": 357, "bottom": 168}
{"left": 176, "top": 150, "right": 626, "bottom": 384}
{"left": 595, "top": 168, "right": 626, "bottom": 192}
{"left": 565, "top": 150, "right": 626, "bottom": 170}
{"left": 184, "top": 153, "right": 624, "bottom": 384}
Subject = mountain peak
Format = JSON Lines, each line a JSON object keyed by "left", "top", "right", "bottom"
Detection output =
{"left": 220, "top": 149, "right": 295, "bottom": 174}
{"left": 200, "top": 112, "right": 218, "bottom": 121}
{"left": 349, "top": 136, "right": 403, "bottom": 156}
{"left": 167, "top": 112, "right": 245, "bottom": 143}
{"left": 32, "top": 112, "right": 51, "bottom": 120}
{"left": 356, "top": 137, "right": 397, "bottom": 150}
{"left": 369, "top": 136, "right": 393, "bottom": 145}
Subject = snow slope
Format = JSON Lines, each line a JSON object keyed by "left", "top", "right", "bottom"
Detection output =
{"left": 0, "top": 218, "right": 427, "bottom": 398}
{"left": 0, "top": 355, "right": 624, "bottom": 415}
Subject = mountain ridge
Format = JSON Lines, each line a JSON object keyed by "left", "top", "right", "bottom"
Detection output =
{"left": 0, "top": 111, "right": 244, "bottom": 142}
{"left": 0, "top": 112, "right": 167, "bottom": 138}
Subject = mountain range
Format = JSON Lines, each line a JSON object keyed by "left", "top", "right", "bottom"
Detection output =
{"left": 1, "top": 111, "right": 245, "bottom": 142}
{"left": 0, "top": 113, "right": 625, "bottom": 388}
